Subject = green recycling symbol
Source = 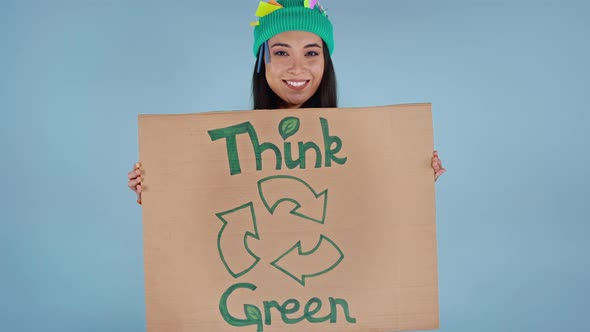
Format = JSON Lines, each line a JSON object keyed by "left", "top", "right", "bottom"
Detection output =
{"left": 215, "top": 175, "right": 344, "bottom": 286}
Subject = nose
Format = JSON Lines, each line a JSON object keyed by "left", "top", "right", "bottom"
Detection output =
{"left": 287, "top": 55, "right": 306, "bottom": 75}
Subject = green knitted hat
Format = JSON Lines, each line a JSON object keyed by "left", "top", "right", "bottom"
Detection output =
{"left": 251, "top": 0, "right": 334, "bottom": 57}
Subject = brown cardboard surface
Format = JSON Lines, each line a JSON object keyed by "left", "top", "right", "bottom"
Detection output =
{"left": 138, "top": 103, "right": 439, "bottom": 332}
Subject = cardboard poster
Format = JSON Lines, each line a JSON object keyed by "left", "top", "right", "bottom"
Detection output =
{"left": 138, "top": 103, "right": 439, "bottom": 332}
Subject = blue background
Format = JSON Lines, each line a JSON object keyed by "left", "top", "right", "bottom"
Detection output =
{"left": 1, "top": 0, "right": 588, "bottom": 331}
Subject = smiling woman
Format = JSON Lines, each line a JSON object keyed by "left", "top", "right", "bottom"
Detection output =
{"left": 127, "top": 0, "right": 446, "bottom": 203}
{"left": 253, "top": 30, "right": 337, "bottom": 109}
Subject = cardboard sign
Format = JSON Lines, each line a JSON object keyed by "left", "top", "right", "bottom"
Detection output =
{"left": 138, "top": 103, "right": 439, "bottom": 332}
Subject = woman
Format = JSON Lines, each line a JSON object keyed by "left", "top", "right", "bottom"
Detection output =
{"left": 127, "top": 0, "right": 446, "bottom": 203}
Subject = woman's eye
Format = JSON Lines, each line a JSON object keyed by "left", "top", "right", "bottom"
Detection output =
{"left": 306, "top": 51, "right": 320, "bottom": 56}
{"left": 274, "top": 51, "right": 288, "bottom": 56}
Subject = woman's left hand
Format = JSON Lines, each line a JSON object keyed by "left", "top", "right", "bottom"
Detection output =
{"left": 432, "top": 150, "right": 446, "bottom": 182}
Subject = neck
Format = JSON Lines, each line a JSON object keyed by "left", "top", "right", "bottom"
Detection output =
{"left": 280, "top": 101, "right": 303, "bottom": 109}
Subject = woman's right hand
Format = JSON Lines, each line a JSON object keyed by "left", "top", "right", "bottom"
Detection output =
{"left": 128, "top": 162, "right": 143, "bottom": 204}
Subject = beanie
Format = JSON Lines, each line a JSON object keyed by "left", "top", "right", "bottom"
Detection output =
{"left": 251, "top": 0, "right": 334, "bottom": 57}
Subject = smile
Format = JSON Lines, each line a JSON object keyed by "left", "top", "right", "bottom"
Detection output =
{"left": 283, "top": 80, "right": 309, "bottom": 90}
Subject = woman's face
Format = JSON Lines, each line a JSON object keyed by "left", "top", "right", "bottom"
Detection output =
{"left": 265, "top": 31, "right": 325, "bottom": 109}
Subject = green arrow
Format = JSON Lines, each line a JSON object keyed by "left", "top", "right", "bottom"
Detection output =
{"left": 215, "top": 202, "right": 260, "bottom": 278}
{"left": 270, "top": 235, "right": 344, "bottom": 286}
{"left": 257, "top": 175, "right": 328, "bottom": 224}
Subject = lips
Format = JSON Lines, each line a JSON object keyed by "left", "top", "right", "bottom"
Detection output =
{"left": 283, "top": 80, "right": 310, "bottom": 91}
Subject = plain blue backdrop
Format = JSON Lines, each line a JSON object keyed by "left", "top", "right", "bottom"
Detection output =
{"left": 1, "top": 0, "right": 588, "bottom": 331}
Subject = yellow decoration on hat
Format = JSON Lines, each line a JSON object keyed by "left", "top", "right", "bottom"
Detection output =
{"left": 255, "top": 1, "right": 282, "bottom": 17}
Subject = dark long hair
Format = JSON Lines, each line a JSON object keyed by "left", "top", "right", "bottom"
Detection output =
{"left": 251, "top": 40, "right": 338, "bottom": 110}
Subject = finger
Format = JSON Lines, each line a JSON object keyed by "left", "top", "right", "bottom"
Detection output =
{"left": 136, "top": 184, "right": 142, "bottom": 193}
{"left": 431, "top": 158, "right": 440, "bottom": 170}
{"left": 128, "top": 177, "right": 142, "bottom": 191}
{"left": 129, "top": 167, "right": 143, "bottom": 178}
{"left": 130, "top": 162, "right": 142, "bottom": 177}
{"left": 434, "top": 154, "right": 443, "bottom": 165}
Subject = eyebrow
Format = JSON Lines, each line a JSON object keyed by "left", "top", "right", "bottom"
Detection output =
{"left": 270, "top": 42, "right": 323, "bottom": 49}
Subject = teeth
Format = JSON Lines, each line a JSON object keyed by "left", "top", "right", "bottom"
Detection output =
{"left": 286, "top": 81, "right": 306, "bottom": 87}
